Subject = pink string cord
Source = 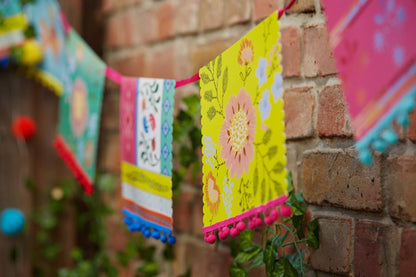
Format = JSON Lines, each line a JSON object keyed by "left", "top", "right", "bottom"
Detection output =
{"left": 278, "top": 0, "right": 297, "bottom": 19}
{"left": 105, "top": 67, "right": 122, "bottom": 84}
{"left": 60, "top": 12, "right": 71, "bottom": 34}
{"left": 175, "top": 72, "right": 200, "bottom": 88}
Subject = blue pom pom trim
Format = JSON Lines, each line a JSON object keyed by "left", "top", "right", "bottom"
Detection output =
{"left": 122, "top": 209, "right": 176, "bottom": 244}
{"left": 356, "top": 86, "right": 416, "bottom": 165}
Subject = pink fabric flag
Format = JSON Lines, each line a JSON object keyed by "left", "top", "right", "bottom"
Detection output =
{"left": 323, "top": 0, "right": 416, "bottom": 164}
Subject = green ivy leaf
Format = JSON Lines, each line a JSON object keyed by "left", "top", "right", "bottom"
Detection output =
{"left": 239, "top": 230, "right": 254, "bottom": 251}
{"left": 307, "top": 219, "right": 320, "bottom": 249}
{"left": 229, "top": 264, "right": 248, "bottom": 277}
{"left": 235, "top": 246, "right": 261, "bottom": 264}
{"left": 223, "top": 67, "right": 228, "bottom": 94}
{"left": 286, "top": 251, "right": 305, "bottom": 274}
{"left": 207, "top": 106, "right": 217, "bottom": 120}
{"left": 137, "top": 262, "right": 159, "bottom": 276}
{"left": 263, "top": 241, "right": 277, "bottom": 273}
{"left": 248, "top": 251, "right": 264, "bottom": 270}
{"left": 262, "top": 129, "right": 272, "bottom": 145}
{"left": 204, "top": 90, "right": 213, "bottom": 102}
{"left": 271, "top": 231, "right": 289, "bottom": 249}
{"left": 274, "top": 257, "right": 298, "bottom": 277}
{"left": 291, "top": 215, "right": 305, "bottom": 239}
{"left": 97, "top": 173, "right": 116, "bottom": 192}
{"left": 253, "top": 167, "right": 258, "bottom": 196}
{"left": 183, "top": 94, "right": 200, "bottom": 115}
{"left": 216, "top": 54, "right": 222, "bottom": 79}
{"left": 200, "top": 72, "right": 211, "bottom": 84}
{"left": 267, "top": 146, "right": 278, "bottom": 159}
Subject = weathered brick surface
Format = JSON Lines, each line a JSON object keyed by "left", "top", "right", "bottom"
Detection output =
{"left": 174, "top": 0, "right": 199, "bottom": 35}
{"left": 309, "top": 216, "right": 352, "bottom": 273}
{"left": 253, "top": 0, "right": 284, "bottom": 21}
{"left": 317, "top": 85, "right": 352, "bottom": 137}
{"left": 400, "top": 229, "right": 416, "bottom": 276}
{"left": 302, "top": 149, "right": 382, "bottom": 211}
{"left": 284, "top": 87, "right": 315, "bottom": 139}
{"left": 286, "top": 0, "right": 315, "bottom": 13}
{"left": 408, "top": 110, "right": 416, "bottom": 141}
{"left": 225, "top": 0, "right": 251, "bottom": 25}
{"left": 199, "top": 0, "right": 224, "bottom": 31}
{"left": 185, "top": 240, "right": 233, "bottom": 277}
{"left": 386, "top": 156, "right": 416, "bottom": 222}
{"left": 354, "top": 221, "right": 400, "bottom": 277}
{"left": 303, "top": 24, "right": 337, "bottom": 77}
{"left": 281, "top": 26, "right": 301, "bottom": 77}
{"left": 157, "top": 2, "right": 174, "bottom": 40}
{"left": 173, "top": 190, "right": 195, "bottom": 233}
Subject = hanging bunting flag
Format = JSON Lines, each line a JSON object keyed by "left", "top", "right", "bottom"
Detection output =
{"left": 199, "top": 11, "right": 288, "bottom": 243}
{"left": 23, "top": 0, "right": 69, "bottom": 96}
{"left": 0, "top": 0, "right": 27, "bottom": 62}
{"left": 53, "top": 30, "right": 106, "bottom": 194}
{"left": 323, "top": 0, "right": 416, "bottom": 165}
{"left": 120, "top": 77, "right": 176, "bottom": 244}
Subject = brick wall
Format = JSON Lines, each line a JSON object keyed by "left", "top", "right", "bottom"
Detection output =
{"left": 100, "top": 0, "right": 416, "bottom": 276}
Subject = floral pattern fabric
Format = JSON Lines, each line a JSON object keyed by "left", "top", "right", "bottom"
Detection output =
{"left": 0, "top": 0, "right": 26, "bottom": 59}
{"left": 24, "top": 0, "right": 69, "bottom": 95}
{"left": 199, "top": 12, "right": 288, "bottom": 241}
{"left": 54, "top": 30, "right": 106, "bottom": 194}
{"left": 323, "top": 0, "right": 416, "bottom": 164}
{"left": 120, "top": 77, "right": 176, "bottom": 244}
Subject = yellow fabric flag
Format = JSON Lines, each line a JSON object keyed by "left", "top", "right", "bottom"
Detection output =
{"left": 199, "top": 11, "right": 288, "bottom": 243}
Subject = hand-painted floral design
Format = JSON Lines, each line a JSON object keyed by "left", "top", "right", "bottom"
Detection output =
{"left": 222, "top": 176, "right": 234, "bottom": 218}
{"left": 70, "top": 78, "right": 89, "bottom": 137}
{"left": 271, "top": 73, "right": 283, "bottom": 103}
{"left": 259, "top": 90, "right": 271, "bottom": 121}
{"left": 238, "top": 39, "right": 254, "bottom": 65}
{"left": 219, "top": 88, "right": 256, "bottom": 179}
{"left": 256, "top": 57, "right": 267, "bottom": 88}
{"left": 149, "top": 114, "right": 156, "bottom": 130}
{"left": 204, "top": 172, "right": 221, "bottom": 215}
{"left": 203, "top": 136, "right": 217, "bottom": 170}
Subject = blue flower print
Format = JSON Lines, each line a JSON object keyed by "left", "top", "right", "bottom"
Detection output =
{"left": 143, "top": 116, "right": 149, "bottom": 133}
{"left": 256, "top": 57, "right": 267, "bottom": 88}
{"left": 259, "top": 90, "right": 271, "bottom": 121}
{"left": 271, "top": 73, "right": 283, "bottom": 103}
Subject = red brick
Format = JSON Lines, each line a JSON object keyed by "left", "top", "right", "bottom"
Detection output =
{"left": 408, "top": 110, "right": 416, "bottom": 141}
{"left": 309, "top": 216, "right": 352, "bottom": 273}
{"left": 105, "top": 215, "right": 132, "bottom": 252}
{"left": 354, "top": 221, "right": 400, "bottom": 277}
{"left": 146, "top": 44, "right": 175, "bottom": 79}
{"left": 185, "top": 240, "right": 233, "bottom": 277}
{"left": 157, "top": 2, "right": 174, "bottom": 40}
{"left": 302, "top": 149, "right": 382, "bottom": 212}
{"left": 191, "top": 38, "right": 238, "bottom": 73}
{"left": 174, "top": 39, "right": 192, "bottom": 80}
{"left": 122, "top": 9, "right": 140, "bottom": 47}
{"left": 108, "top": 51, "right": 146, "bottom": 76}
{"left": 105, "top": 14, "right": 125, "bottom": 49}
{"left": 192, "top": 192, "right": 204, "bottom": 236}
{"left": 317, "top": 85, "right": 352, "bottom": 137}
{"left": 199, "top": 0, "right": 224, "bottom": 31}
{"left": 225, "top": 0, "right": 251, "bottom": 25}
{"left": 97, "top": 132, "right": 120, "bottom": 174}
{"left": 386, "top": 156, "right": 416, "bottom": 222}
{"left": 284, "top": 87, "right": 315, "bottom": 139}
{"left": 135, "top": 8, "right": 158, "bottom": 44}
{"left": 281, "top": 26, "right": 302, "bottom": 77}
{"left": 303, "top": 24, "right": 337, "bottom": 77}
{"left": 286, "top": 0, "right": 315, "bottom": 14}
{"left": 101, "top": 91, "right": 120, "bottom": 131}
{"left": 400, "top": 229, "right": 416, "bottom": 276}
{"left": 174, "top": 0, "right": 199, "bottom": 35}
{"left": 253, "top": 0, "right": 284, "bottom": 21}
{"left": 173, "top": 190, "right": 194, "bottom": 232}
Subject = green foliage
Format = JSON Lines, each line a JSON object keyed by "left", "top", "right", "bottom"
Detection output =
{"left": 229, "top": 175, "right": 320, "bottom": 277}
{"left": 172, "top": 94, "right": 202, "bottom": 197}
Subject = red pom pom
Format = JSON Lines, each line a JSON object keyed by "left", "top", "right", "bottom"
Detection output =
{"left": 11, "top": 116, "right": 36, "bottom": 140}
{"left": 280, "top": 205, "right": 293, "bottom": 218}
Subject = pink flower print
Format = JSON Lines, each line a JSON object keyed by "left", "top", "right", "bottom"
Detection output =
{"left": 70, "top": 78, "right": 89, "bottom": 137}
{"left": 219, "top": 88, "right": 256, "bottom": 180}
{"left": 149, "top": 113, "right": 156, "bottom": 131}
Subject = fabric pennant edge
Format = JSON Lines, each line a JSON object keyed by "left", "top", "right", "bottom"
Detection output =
{"left": 53, "top": 135, "right": 93, "bottom": 194}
